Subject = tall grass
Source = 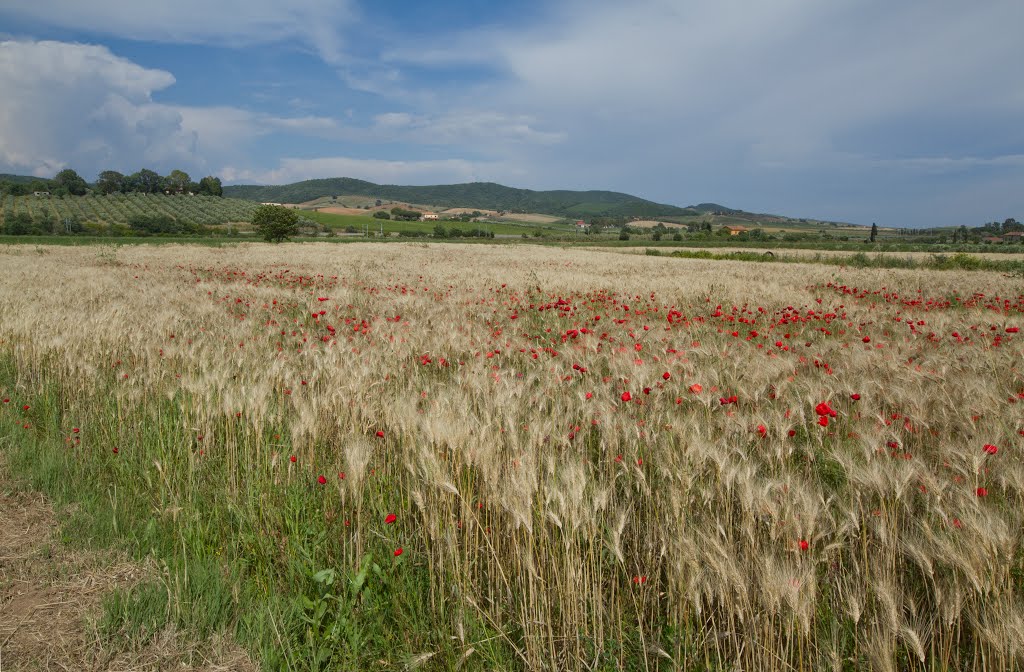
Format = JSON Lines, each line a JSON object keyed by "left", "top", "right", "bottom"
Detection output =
{"left": 0, "top": 242, "right": 1022, "bottom": 670}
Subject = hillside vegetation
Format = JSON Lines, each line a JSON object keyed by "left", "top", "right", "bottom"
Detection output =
{"left": 224, "top": 178, "right": 694, "bottom": 218}
{"left": 0, "top": 193, "right": 258, "bottom": 232}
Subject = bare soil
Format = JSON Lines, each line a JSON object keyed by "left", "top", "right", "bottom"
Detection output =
{"left": 0, "top": 460, "right": 254, "bottom": 671}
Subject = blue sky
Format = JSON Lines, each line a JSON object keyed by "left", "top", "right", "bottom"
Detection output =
{"left": 1, "top": 0, "right": 1022, "bottom": 227}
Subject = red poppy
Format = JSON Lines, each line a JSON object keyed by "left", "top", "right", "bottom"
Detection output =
{"left": 787, "top": 429, "right": 797, "bottom": 437}
{"left": 394, "top": 547, "right": 403, "bottom": 557}
{"left": 112, "top": 447, "right": 119, "bottom": 454}
{"left": 585, "top": 392, "right": 593, "bottom": 399}
{"left": 689, "top": 384, "right": 702, "bottom": 394}
{"left": 814, "top": 401, "right": 837, "bottom": 417}
{"left": 799, "top": 539, "right": 809, "bottom": 551}
{"left": 289, "top": 455, "right": 297, "bottom": 463}
{"left": 385, "top": 513, "right": 397, "bottom": 524}
{"left": 662, "top": 372, "right": 671, "bottom": 381}
{"left": 850, "top": 393, "right": 860, "bottom": 401}
{"left": 317, "top": 475, "right": 327, "bottom": 485}
{"left": 22, "top": 405, "right": 30, "bottom": 411}
{"left": 976, "top": 487, "right": 988, "bottom": 497}
{"left": 983, "top": 444, "right": 998, "bottom": 455}
{"left": 621, "top": 391, "right": 632, "bottom": 402}
{"left": 818, "top": 416, "right": 829, "bottom": 427}
{"left": 375, "top": 430, "right": 385, "bottom": 438}
{"left": 862, "top": 336, "right": 871, "bottom": 343}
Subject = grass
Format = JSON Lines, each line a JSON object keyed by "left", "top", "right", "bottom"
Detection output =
{"left": 300, "top": 210, "right": 570, "bottom": 236}
{"left": 656, "top": 249, "right": 1024, "bottom": 275}
{"left": 1, "top": 243, "right": 1023, "bottom": 670}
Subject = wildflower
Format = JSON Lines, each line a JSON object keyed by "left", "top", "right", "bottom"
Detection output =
{"left": 788, "top": 429, "right": 797, "bottom": 437}
{"left": 112, "top": 447, "right": 119, "bottom": 454}
{"left": 983, "top": 444, "right": 998, "bottom": 455}
{"left": 394, "top": 547, "right": 403, "bottom": 557}
{"left": 862, "top": 336, "right": 871, "bottom": 343}
{"left": 976, "top": 487, "right": 988, "bottom": 497}
{"left": 385, "top": 513, "right": 397, "bottom": 524}
{"left": 621, "top": 391, "right": 632, "bottom": 402}
{"left": 375, "top": 430, "right": 385, "bottom": 438}
{"left": 22, "top": 404, "right": 30, "bottom": 411}
{"left": 799, "top": 539, "right": 809, "bottom": 551}
{"left": 689, "top": 384, "right": 702, "bottom": 394}
{"left": 814, "top": 401, "right": 837, "bottom": 417}
{"left": 317, "top": 475, "right": 327, "bottom": 485}
{"left": 818, "top": 416, "right": 829, "bottom": 427}
{"left": 757, "top": 424, "right": 767, "bottom": 437}
{"left": 850, "top": 393, "right": 861, "bottom": 401}
{"left": 289, "top": 455, "right": 297, "bottom": 463}
{"left": 662, "top": 371, "right": 671, "bottom": 381}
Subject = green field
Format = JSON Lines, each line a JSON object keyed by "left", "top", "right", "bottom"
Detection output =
{"left": 0, "top": 193, "right": 259, "bottom": 228}
{"left": 300, "top": 210, "right": 573, "bottom": 236}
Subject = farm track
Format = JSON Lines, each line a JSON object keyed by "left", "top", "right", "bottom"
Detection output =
{"left": 0, "top": 457, "right": 254, "bottom": 671}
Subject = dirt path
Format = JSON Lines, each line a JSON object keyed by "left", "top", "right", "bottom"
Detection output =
{"left": 0, "top": 461, "right": 255, "bottom": 671}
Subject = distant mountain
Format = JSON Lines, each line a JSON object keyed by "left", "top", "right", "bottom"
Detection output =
{"left": 224, "top": 178, "right": 692, "bottom": 218}
{"left": 0, "top": 173, "right": 44, "bottom": 184}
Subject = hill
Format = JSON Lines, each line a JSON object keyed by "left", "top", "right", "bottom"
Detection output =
{"left": 224, "top": 179, "right": 692, "bottom": 219}
{"left": 0, "top": 173, "right": 45, "bottom": 184}
{"left": 0, "top": 193, "right": 259, "bottom": 230}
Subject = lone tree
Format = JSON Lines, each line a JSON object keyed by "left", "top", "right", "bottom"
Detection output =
{"left": 252, "top": 205, "right": 299, "bottom": 243}
{"left": 870, "top": 222, "right": 878, "bottom": 243}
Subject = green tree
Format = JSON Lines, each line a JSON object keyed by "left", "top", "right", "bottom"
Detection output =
{"left": 127, "top": 169, "right": 163, "bottom": 193}
{"left": 373, "top": 210, "right": 391, "bottom": 220}
{"left": 3, "top": 212, "right": 34, "bottom": 235}
{"left": 197, "top": 176, "right": 223, "bottom": 197}
{"left": 870, "top": 223, "right": 878, "bottom": 243}
{"left": 53, "top": 168, "right": 87, "bottom": 195}
{"left": 96, "top": 170, "right": 125, "bottom": 195}
{"left": 252, "top": 205, "right": 299, "bottom": 243}
{"left": 165, "top": 169, "right": 191, "bottom": 194}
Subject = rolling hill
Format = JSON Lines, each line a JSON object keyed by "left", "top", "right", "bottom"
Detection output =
{"left": 223, "top": 178, "right": 696, "bottom": 219}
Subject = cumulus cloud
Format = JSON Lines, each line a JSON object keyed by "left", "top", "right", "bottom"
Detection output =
{"left": 0, "top": 40, "right": 191, "bottom": 177}
{"left": 1, "top": 0, "right": 354, "bottom": 64}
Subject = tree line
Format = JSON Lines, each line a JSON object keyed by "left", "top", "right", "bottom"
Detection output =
{"left": 0, "top": 168, "right": 223, "bottom": 198}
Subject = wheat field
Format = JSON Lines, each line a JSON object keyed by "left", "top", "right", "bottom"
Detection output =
{"left": 1, "top": 242, "right": 1022, "bottom": 670}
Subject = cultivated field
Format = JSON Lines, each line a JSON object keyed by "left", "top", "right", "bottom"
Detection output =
{"left": 0, "top": 243, "right": 1022, "bottom": 670}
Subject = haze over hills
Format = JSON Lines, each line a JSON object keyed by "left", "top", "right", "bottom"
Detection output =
{"left": 223, "top": 178, "right": 700, "bottom": 219}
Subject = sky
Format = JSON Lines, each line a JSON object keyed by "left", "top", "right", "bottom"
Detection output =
{"left": 0, "top": 0, "right": 1022, "bottom": 227}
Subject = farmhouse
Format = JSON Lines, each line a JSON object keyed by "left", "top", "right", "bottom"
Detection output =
{"left": 421, "top": 213, "right": 439, "bottom": 221}
{"left": 33, "top": 191, "right": 50, "bottom": 197}
{"left": 575, "top": 220, "right": 588, "bottom": 228}
{"left": 982, "top": 236, "right": 1004, "bottom": 244}
{"left": 1003, "top": 231, "right": 1024, "bottom": 240}
{"left": 723, "top": 225, "right": 749, "bottom": 236}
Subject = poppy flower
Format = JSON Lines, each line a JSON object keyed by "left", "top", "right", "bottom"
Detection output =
{"left": 983, "top": 444, "right": 998, "bottom": 455}
{"left": 621, "top": 391, "right": 632, "bottom": 402}
{"left": 632, "top": 575, "right": 647, "bottom": 584}
{"left": 289, "top": 455, "right": 297, "bottom": 463}
{"left": 757, "top": 424, "right": 767, "bottom": 437}
{"left": 22, "top": 405, "right": 30, "bottom": 411}
{"left": 976, "top": 487, "right": 988, "bottom": 497}
{"left": 850, "top": 393, "right": 860, "bottom": 401}
{"left": 662, "top": 372, "right": 671, "bottom": 381}
{"left": 385, "top": 513, "right": 397, "bottom": 524}
{"left": 394, "top": 547, "right": 403, "bottom": 557}
{"left": 788, "top": 429, "right": 796, "bottom": 437}
{"left": 818, "top": 416, "right": 829, "bottom": 427}
{"left": 585, "top": 392, "right": 593, "bottom": 400}
{"left": 815, "top": 401, "right": 837, "bottom": 418}
{"left": 317, "top": 475, "right": 327, "bottom": 485}
{"left": 689, "top": 384, "right": 702, "bottom": 394}
{"left": 111, "top": 447, "right": 119, "bottom": 454}
{"left": 862, "top": 336, "right": 871, "bottom": 343}
{"left": 799, "top": 539, "right": 809, "bottom": 551}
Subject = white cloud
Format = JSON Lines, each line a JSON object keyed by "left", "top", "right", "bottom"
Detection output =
{"left": 0, "top": 40, "right": 190, "bottom": 177}
{"left": 0, "top": 40, "right": 364, "bottom": 179}
{"left": 222, "top": 156, "right": 496, "bottom": 186}
{"left": 1, "top": 0, "right": 354, "bottom": 64}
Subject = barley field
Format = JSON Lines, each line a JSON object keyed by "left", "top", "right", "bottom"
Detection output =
{"left": 1, "top": 242, "right": 1022, "bottom": 670}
